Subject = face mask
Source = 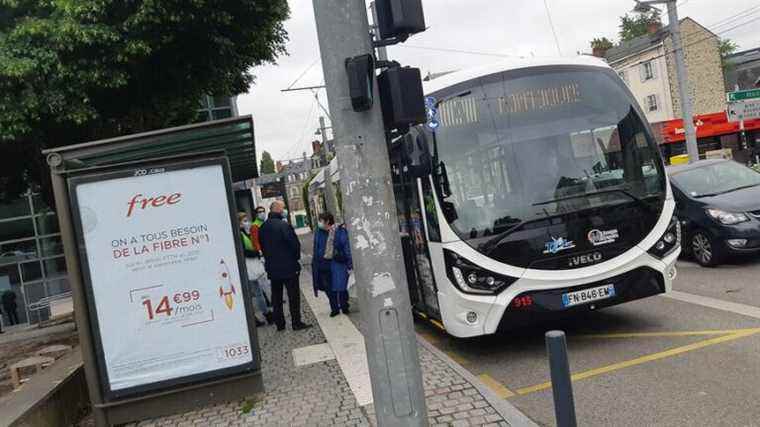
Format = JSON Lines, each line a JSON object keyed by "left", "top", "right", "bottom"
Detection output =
{"left": 257, "top": 212, "right": 266, "bottom": 221}
{"left": 242, "top": 220, "right": 251, "bottom": 231}
{"left": 283, "top": 209, "right": 289, "bottom": 218}
{"left": 317, "top": 221, "right": 325, "bottom": 230}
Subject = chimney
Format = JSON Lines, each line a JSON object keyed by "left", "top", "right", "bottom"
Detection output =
{"left": 647, "top": 21, "right": 662, "bottom": 35}
{"left": 592, "top": 47, "right": 607, "bottom": 58}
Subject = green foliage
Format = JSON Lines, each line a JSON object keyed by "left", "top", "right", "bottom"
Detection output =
{"left": 301, "top": 172, "right": 316, "bottom": 229}
{"left": 719, "top": 38, "right": 739, "bottom": 74}
{"left": 619, "top": 10, "right": 661, "bottom": 42}
{"left": 0, "top": 0, "right": 290, "bottom": 200}
{"left": 590, "top": 37, "right": 614, "bottom": 51}
{"left": 259, "top": 151, "right": 276, "bottom": 174}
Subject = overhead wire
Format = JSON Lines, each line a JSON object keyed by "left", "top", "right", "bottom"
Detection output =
{"left": 543, "top": 0, "right": 563, "bottom": 56}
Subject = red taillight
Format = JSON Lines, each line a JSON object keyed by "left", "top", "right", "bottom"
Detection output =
{"left": 511, "top": 296, "right": 533, "bottom": 309}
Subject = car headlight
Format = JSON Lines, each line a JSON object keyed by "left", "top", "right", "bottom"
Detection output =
{"left": 648, "top": 215, "right": 681, "bottom": 259}
{"left": 706, "top": 208, "right": 749, "bottom": 225}
{"left": 444, "top": 249, "right": 517, "bottom": 295}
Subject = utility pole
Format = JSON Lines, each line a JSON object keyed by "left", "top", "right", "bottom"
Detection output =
{"left": 319, "top": 115, "right": 340, "bottom": 220}
{"left": 312, "top": 0, "right": 428, "bottom": 425}
{"left": 635, "top": 0, "right": 698, "bottom": 163}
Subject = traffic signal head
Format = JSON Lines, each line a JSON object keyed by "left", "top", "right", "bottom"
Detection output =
{"left": 375, "top": 0, "right": 426, "bottom": 40}
{"left": 378, "top": 66, "right": 426, "bottom": 131}
{"left": 345, "top": 54, "right": 375, "bottom": 112}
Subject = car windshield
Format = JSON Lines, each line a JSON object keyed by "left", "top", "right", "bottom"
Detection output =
{"left": 670, "top": 161, "right": 760, "bottom": 198}
{"left": 430, "top": 67, "right": 666, "bottom": 241}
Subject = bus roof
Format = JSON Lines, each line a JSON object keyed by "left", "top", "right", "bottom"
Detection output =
{"left": 423, "top": 55, "right": 611, "bottom": 95}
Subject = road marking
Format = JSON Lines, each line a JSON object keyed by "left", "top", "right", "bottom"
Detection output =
{"left": 664, "top": 290, "right": 760, "bottom": 320}
{"left": 479, "top": 374, "right": 516, "bottom": 398}
{"left": 577, "top": 328, "right": 760, "bottom": 339}
{"left": 417, "top": 330, "right": 470, "bottom": 365}
{"left": 446, "top": 351, "right": 469, "bottom": 366}
{"left": 514, "top": 328, "right": 760, "bottom": 396}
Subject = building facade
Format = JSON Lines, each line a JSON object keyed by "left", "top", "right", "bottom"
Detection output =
{"left": 605, "top": 18, "right": 737, "bottom": 162}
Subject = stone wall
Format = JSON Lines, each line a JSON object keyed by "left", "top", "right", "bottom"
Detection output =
{"left": 664, "top": 18, "right": 726, "bottom": 117}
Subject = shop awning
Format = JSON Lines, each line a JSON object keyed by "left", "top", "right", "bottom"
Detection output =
{"left": 660, "top": 112, "right": 760, "bottom": 144}
{"left": 42, "top": 116, "right": 257, "bottom": 182}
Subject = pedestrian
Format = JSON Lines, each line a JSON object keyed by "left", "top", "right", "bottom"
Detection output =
{"left": 250, "top": 206, "right": 272, "bottom": 303}
{"left": 238, "top": 213, "right": 273, "bottom": 327}
{"left": 312, "top": 213, "right": 334, "bottom": 312}
{"left": 326, "top": 219, "right": 352, "bottom": 316}
{"left": 259, "top": 200, "right": 312, "bottom": 332}
{"left": 1, "top": 290, "right": 18, "bottom": 326}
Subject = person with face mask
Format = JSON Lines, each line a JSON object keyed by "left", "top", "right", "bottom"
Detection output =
{"left": 249, "top": 206, "right": 272, "bottom": 309}
{"left": 312, "top": 213, "right": 335, "bottom": 313}
{"left": 238, "top": 213, "right": 272, "bottom": 327}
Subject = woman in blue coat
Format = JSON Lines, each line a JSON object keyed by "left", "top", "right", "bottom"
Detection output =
{"left": 312, "top": 213, "right": 334, "bottom": 306}
{"left": 329, "top": 222, "right": 352, "bottom": 316}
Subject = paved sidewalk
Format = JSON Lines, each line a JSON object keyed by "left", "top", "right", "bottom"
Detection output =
{"left": 125, "top": 268, "right": 536, "bottom": 426}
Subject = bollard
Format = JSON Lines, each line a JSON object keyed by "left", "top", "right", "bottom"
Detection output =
{"left": 546, "top": 330, "right": 577, "bottom": 427}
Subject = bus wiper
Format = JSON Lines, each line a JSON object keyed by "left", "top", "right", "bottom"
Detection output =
{"left": 695, "top": 183, "right": 760, "bottom": 198}
{"left": 532, "top": 188, "right": 653, "bottom": 212}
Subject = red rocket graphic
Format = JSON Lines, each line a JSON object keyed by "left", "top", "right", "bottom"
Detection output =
{"left": 218, "top": 259, "right": 236, "bottom": 310}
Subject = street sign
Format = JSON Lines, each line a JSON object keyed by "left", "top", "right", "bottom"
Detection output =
{"left": 727, "top": 89, "right": 760, "bottom": 103}
{"left": 728, "top": 100, "right": 760, "bottom": 122}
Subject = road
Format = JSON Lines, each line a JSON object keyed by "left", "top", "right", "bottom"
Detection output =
{"left": 416, "top": 256, "right": 760, "bottom": 426}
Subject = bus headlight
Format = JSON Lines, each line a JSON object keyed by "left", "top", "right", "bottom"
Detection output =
{"left": 648, "top": 215, "right": 681, "bottom": 259}
{"left": 444, "top": 250, "right": 518, "bottom": 295}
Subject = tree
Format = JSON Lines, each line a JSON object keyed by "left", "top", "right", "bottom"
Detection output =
{"left": 719, "top": 38, "right": 739, "bottom": 74}
{"left": 260, "top": 151, "right": 276, "bottom": 174}
{"left": 590, "top": 37, "right": 614, "bottom": 51}
{"left": 619, "top": 10, "right": 662, "bottom": 42}
{"left": 0, "top": 1, "right": 290, "bottom": 201}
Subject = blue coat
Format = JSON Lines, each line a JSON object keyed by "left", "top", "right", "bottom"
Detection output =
{"left": 330, "top": 226, "right": 353, "bottom": 292}
{"left": 312, "top": 229, "right": 332, "bottom": 295}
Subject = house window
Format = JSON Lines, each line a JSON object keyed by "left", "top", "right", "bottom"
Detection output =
{"left": 646, "top": 94, "right": 658, "bottom": 112}
{"left": 640, "top": 61, "right": 656, "bottom": 81}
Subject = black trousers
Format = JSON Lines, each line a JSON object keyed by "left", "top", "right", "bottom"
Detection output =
{"left": 4, "top": 307, "right": 18, "bottom": 325}
{"left": 271, "top": 276, "right": 302, "bottom": 327}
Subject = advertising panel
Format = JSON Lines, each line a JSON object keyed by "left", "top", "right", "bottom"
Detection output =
{"left": 68, "top": 158, "right": 257, "bottom": 398}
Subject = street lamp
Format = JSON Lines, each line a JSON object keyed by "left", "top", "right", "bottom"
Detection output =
{"left": 634, "top": 0, "right": 699, "bottom": 164}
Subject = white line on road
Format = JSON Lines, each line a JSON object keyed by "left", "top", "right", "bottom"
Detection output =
{"left": 301, "top": 275, "right": 373, "bottom": 406}
{"left": 663, "top": 290, "right": 760, "bottom": 320}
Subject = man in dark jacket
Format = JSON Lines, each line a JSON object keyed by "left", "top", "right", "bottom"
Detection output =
{"left": 1, "top": 290, "right": 18, "bottom": 326}
{"left": 259, "top": 200, "right": 312, "bottom": 331}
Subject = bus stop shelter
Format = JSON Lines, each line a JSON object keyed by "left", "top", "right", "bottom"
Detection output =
{"left": 42, "top": 116, "right": 263, "bottom": 426}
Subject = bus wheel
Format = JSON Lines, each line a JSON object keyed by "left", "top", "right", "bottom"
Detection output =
{"left": 690, "top": 231, "right": 721, "bottom": 267}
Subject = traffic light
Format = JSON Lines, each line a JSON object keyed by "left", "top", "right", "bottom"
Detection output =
{"left": 374, "top": 0, "right": 426, "bottom": 40}
{"left": 378, "top": 66, "right": 426, "bottom": 131}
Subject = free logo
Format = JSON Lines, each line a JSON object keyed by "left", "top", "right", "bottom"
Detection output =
{"left": 569, "top": 252, "right": 604, "bottom": 267}
{"left": 543, "top": 236, "right": 576, "bottom": 255}
{"left": 126, "top": 193, "right": 182, "bottom": 217}
{"left": 588, "top": 229, "right": 620, "bottom": 246}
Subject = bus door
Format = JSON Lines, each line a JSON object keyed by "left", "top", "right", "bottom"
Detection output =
{"left": 390, "top": 146, "right": 441, "bottom": 319}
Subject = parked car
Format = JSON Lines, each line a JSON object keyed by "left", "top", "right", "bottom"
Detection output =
{"left": 667, "top": 159, "right": 760, "bottom": 267}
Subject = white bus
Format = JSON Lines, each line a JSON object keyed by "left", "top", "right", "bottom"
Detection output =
{"left": 315, "top": 56, "right": 681, "bottom": 338}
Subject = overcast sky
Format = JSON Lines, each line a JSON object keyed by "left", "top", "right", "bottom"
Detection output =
{"left": 238, "top": 0, "right": 760, "bottom": 164}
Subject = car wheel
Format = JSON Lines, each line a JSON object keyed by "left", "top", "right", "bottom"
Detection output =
{"left": 690, "top": 231, "right": 721, "bottom": 267}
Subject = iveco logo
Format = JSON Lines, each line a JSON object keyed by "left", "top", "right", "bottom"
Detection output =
{"left": 569, "top": 252, "right": 603, "bottom": 267}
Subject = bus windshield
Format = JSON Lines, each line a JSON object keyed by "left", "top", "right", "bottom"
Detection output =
{"left": 430, "top": 67, "right": 666, "bottom": 243}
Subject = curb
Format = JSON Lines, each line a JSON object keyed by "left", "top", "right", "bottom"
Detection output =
{"left": 415, "top": 335, "right": 539, "bottom": 427}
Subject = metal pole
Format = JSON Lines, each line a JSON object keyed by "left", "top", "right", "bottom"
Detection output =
{"left": 667, "top": 0, "right": 699, "bottom": 163}
{"left": 312, "top": 1, "right": 428, "bottom": 425}
{"left": 546, "top": 331, "right": 577, "bottom": 427}
{"left": 369, "top": 2, "right": 389, "bottom": 61}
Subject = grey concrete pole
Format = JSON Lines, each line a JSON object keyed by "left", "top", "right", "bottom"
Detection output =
{"left": 312, "top": 1, "right": 428, "bottom": 425}
{"left": 667, "top": 0, "right": 699, "bottom": 163}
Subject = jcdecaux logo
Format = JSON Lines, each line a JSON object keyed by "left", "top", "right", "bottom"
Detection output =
{"left": 126, "top": 193, "right": 182, "bottom": 217}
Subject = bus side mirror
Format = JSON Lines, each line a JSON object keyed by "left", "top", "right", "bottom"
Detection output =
{"left": 403, "top": 129, "right": 432, "bottom": 178}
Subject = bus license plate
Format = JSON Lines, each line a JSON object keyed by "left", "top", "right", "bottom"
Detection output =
{"left": 562, "top": 284, "right": 615, "bottom": 308}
